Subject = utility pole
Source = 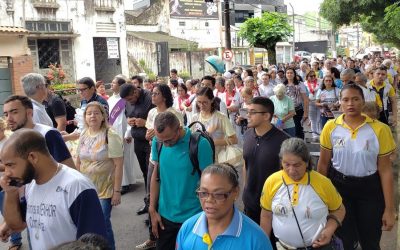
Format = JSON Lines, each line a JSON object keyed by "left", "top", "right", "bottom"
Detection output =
{"left": 224, "top": 0, "right": 232, "bottom": 69}
{"left": 289, "top": 3, "right": 295, "bottom": 59}
{"left": 356, "top": 24, "right": 360, "bottom": 51}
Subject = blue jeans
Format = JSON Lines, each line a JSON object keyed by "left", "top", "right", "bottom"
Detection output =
{"left": 0, "top": 191, "right": 22, "bottom": 246}
{"left": 100, "top": 198, "right": 115, "bottom": 250}
{"left": 283, "top": 127, "right": 296, "bottom": 137}
{"left": 320, "top": 115, "right": 333, "bottom": 130}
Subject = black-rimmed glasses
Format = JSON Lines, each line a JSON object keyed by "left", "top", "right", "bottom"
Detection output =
{"left": 196, "top": 188, "right": 233, "bottom": 201}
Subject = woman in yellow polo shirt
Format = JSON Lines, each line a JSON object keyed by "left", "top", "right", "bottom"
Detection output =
{"left": 317, "top": 83, "right": 396, "bottom": 250}
{"left": 260, "top": 138, "right": 345, "bottom": 249}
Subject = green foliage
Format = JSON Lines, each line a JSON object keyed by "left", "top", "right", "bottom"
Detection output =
{"left": 138, "top": 59, "right": 157, "bottom": 81}
{"left": 238, "top": 11, "right": 292, "bottom": 65}
{"left": 319, "top": 0, "right": 400, "bottom": 47}
{"left": 179, "top": 70, "right": 191, "bottom": 82}
{"left": 51, "top": 83, "right": 77, "bottom": 96}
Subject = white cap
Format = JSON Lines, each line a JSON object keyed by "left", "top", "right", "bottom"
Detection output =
{"left": 223, "top": 71, "right": 232, "bottom": 79}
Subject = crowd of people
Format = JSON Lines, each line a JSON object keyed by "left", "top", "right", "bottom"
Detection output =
{"left": 0, "top": 53, "right": 398, "bottom": 250}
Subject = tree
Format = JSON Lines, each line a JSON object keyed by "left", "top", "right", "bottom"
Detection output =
{"left": 319, "top": 0, "right": 400, "bottom": 48}
{"left": 238, "top": 12, "right": 292, "bottom": 65}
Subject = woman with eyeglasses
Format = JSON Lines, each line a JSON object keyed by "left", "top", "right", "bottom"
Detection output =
{"left": 176, "top": 163, "right": 273, "bottom": 250}
{"left": 318, "top": 84, "right": 396, "bottom": 249}
{"left": 315, "top": 75, "right": 340, "bottom": 129}
{"left": 305, "top": 71, "right": 321, "bottom": 140}
{"left": 260, "top": 138, "right": 345, "bottom": 250}
{"left": 192, "top": 87, "right": 238, "bottom": 162}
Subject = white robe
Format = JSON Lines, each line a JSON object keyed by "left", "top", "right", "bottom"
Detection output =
{"left": 108, "top": 93, "right": 142, "bottom": 185}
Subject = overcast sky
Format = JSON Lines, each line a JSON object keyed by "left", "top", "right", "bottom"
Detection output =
{"left": 284, "top": 0, "right": 324, "bottom": 14}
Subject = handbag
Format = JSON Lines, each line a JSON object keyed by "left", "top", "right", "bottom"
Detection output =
{"left": 217, "top": 139, "right": 243, "bottom": 167}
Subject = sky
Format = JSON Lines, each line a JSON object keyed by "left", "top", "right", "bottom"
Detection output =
{"left": 284, "top": 0, "right": 324, "bottom": 14}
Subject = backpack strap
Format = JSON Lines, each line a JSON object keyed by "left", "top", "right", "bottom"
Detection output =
{"left": 189, "top": 132, "right": 201, "bottom": 177}
{"left": 156, "top": 140, "right": 163, "bottom": 182}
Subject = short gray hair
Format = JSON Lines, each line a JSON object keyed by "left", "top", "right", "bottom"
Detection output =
{"left": 355, "top": 72, "right": 368, "bottom": 84}
{"left": 154, "top": 111, "right": 180, "bottom": 133}
{"left": 21, "top": 73, "right": 45, "bottom": 96}
{"left": 279, "top": 138, "right": 311, "bottom": 170}
{"left": 340, "top": 68, "right": 355, "bottom": 79}
{"left": 215, "top": 76, "right": 225, "bottom": 87}
{"left": 202, "top": 163, "right": 239, "bottom": 188}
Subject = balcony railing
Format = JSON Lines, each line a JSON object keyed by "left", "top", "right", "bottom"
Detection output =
{"left": 94, "top": 0, "right": 115, "bottom": 12}
{"left": 31, "top": 0, "right": 59, "bottom": 9}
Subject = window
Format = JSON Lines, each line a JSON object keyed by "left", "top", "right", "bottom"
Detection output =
{"left": 25, "top": 21, "right": 71, "bottom": 33}
{"left": 37, "top": 39, "right": 60, "bottom": 69}
{"left": 205, "top": 22, "right": 209, "bottom": 27}
{"left": 179, "top": 21, "right": 186, "bottom": 26}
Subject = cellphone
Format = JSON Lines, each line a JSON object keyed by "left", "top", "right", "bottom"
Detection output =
{"left": 9, "top": 178, "right": 24, "bottom": 187}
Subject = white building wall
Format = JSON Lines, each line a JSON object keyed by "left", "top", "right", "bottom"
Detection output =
{"left": 0, "top": 0, "right": 129, "bottom": 82}
{"left": 169, "top": 19, "right": 221, "bottom": 49}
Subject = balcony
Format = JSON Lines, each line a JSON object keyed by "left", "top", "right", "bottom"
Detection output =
{"left": 94, "top": 0, "right": 115, "bottom": 12}
{"left": 31, "top": 0, "right": 59, "bottom": 10}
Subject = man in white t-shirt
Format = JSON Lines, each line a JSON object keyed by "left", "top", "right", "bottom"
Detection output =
{"left": 0, "top": 129, "right": 107, "bottom": 250}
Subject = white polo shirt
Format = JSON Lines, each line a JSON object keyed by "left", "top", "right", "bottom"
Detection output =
{"left": 261, "top": 170, "right": 342, "bottom": 248}
{"left": 320, "top": 114, "right": 396, "bottom": 177}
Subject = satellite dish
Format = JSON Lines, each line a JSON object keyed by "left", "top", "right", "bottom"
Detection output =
{"left": 205, "top": 55, "right": 225, "bottom": 73}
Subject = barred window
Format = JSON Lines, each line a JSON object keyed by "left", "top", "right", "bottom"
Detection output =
{"left": 37, "top": 39, "right": 60, "bottom": 69}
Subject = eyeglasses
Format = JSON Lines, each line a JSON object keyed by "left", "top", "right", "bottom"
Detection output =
{"left": 196, "top": 188, "right": 233, "bottom": 201}
{"left": 247, "top": 111, "right": 267, "bottom": 116}
{"left": 77, "top": 87, "right": 89, "bottom": 92}
{"left": 309, "top": 75, "right": 316, "bottom": 78}
{"left": 151, "top": 92, "right": 161, "bottom": 96}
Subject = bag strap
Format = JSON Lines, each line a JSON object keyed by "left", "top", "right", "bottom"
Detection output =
{"left": 189, "top": 132, "right": 201, "bottom": 177}
{"left": 105, "top": 128, "right": 109, "bottom": 144}
{"left": 282, "top": 171, "right": 311, "bottom": 248}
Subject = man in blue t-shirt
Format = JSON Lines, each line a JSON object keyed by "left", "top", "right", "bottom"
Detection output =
{"left": 149, "top": 111, "right": 213, "bottom": 250}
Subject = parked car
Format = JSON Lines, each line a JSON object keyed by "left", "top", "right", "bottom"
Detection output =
{"left": 294, "top": 51, "right": 312, "bottom": 62}
{"left": 311, "top": 53, "right": 326, "bottom": 61}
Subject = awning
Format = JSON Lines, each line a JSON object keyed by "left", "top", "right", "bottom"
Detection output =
{"left": 127, "top": 31, "right": 197, "bottom": 50}
{"left": 0, "top": 26, "right": 29, "bottom": 35}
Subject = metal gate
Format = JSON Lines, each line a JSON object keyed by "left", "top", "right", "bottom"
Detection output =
{"left": 93, "top": 37, "right": 122, "bottom": 84}
{"left": 0, "top": 57, "right": 12, "bottom": 115}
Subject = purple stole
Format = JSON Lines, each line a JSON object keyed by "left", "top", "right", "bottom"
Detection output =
{"left": 109, "top": 98, "right": 126, "bottom": 125}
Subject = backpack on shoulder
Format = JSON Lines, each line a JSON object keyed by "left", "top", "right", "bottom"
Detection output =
{"left": 156, "top": 121, "right": 215, "bottom": 181}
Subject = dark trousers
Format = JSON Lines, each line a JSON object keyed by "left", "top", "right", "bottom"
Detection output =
{"left": 134, "top": 139, "right": 150, "bottom": 189}
{"left": 379, "top": 110, "right": 389, "bottom": 125}
{"left": 244, "top": 206, "right": 278, "bottom": 250}
{"left": 320, "top": 116, "right": 333, "bottom": 130}
{"left": 293, "top": 108, "right": 305, "bottom": 139}
{"left": 147, "top": 161, "right": 156, "bottom": 241}
{"left": 328, "top": 168, "right": 384, "bottom": 250}
{"left": 156, "top": 217, "right": 182, "bottom": 250}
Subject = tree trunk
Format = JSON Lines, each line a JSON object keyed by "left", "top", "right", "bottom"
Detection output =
{"left": 267, "top": 48, "right": 277, "bottom": 66}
